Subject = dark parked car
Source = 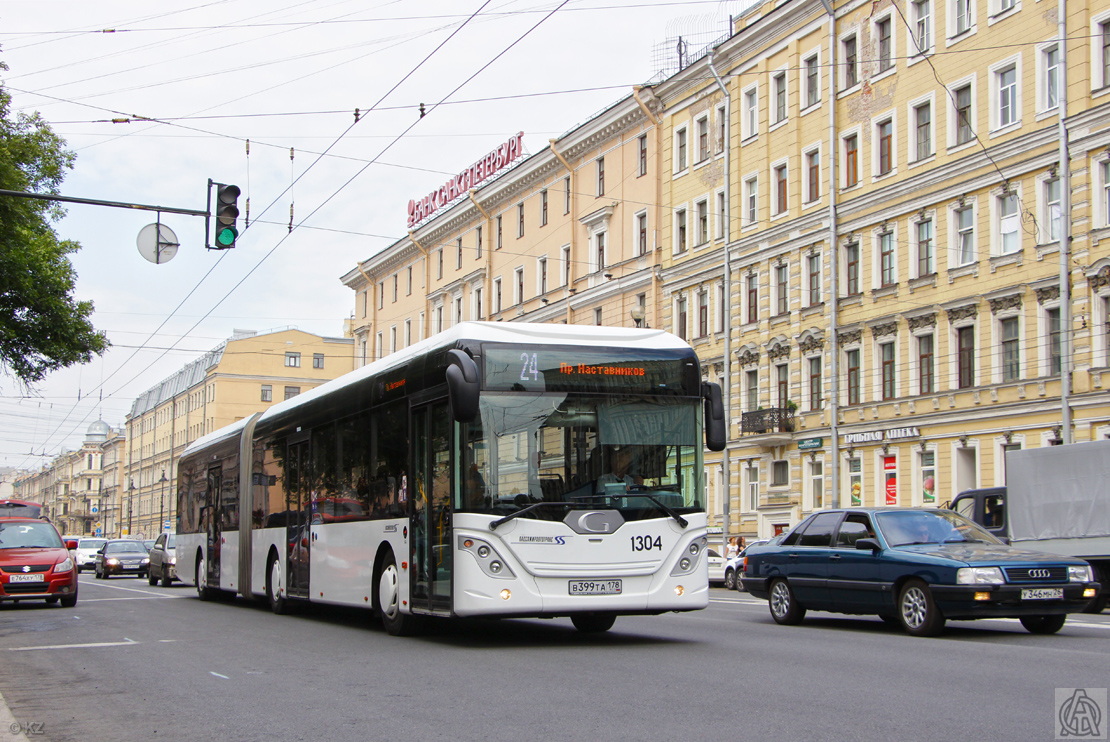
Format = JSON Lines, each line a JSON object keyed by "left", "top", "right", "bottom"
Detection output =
{"left": 147, "top": 533, "right": 177, "bottom": 586}
{"left": 740, "top": 507, "right": 1100, "bottom": 636}
{"left": 94, "top": 540, "right": 151, "bottom": 579}
{"left": 0, "top": 518, "right": 79, "bottom": 607}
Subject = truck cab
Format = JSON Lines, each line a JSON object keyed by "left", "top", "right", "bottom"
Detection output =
{"left": 951, "top": 487, "right": 1008, "bottom": 542}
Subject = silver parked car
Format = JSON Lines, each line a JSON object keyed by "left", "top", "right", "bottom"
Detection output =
{"left": 74, "top": 538, "right": 107, "bottom": 573}
{"left": 147, "top": 533, "right": 177, "bottom": 586}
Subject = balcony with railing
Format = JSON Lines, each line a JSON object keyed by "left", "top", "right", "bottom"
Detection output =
{"left": 740, "top": 407, "right": 796, "bottom": 447}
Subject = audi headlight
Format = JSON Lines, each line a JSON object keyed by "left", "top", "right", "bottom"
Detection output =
{"left": 957, "top": 566, "right": 1005, "bottom": 585}
{"left": 1068, "top": 565, "right": 1094, "bottom": 582}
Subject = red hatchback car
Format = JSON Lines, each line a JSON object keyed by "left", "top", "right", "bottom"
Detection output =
{"left": 0, "top": 518, "right": 79, "bottom": 607}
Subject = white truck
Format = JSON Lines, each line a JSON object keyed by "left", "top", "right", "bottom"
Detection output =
{"left": 951, "top": 439, "right": 1110, "bottom": 613}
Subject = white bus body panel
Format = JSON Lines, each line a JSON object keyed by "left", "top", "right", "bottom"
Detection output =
{"left": 218, "top": 531, "right": 240, "bottom": 592}
{"left": 249, "top": 528, "right": 287, "bottom": 599}
{"left": 176, "top": 533, "right": 204, "bottom": 587}
{"left": 450, "top": 513, "right": 709, "bottom": 618}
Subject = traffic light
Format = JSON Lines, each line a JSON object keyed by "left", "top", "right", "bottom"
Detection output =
{"left": 212, "top": 183, "right": 241, "bottom": 248}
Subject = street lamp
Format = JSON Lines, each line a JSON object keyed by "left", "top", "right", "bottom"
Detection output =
{"left": 630, "top": 306, "right": 647, "bottom": 328}
{"left": 158, "top": 470, "right": 168, "bottom": 534}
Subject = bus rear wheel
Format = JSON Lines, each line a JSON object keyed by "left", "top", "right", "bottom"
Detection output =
{"left": 377, "top": 552, "right": 421, "bottom": 637}
{"left": 571, "top": 612, "right": 616, "bottom": 633}
{"left": 195, "top": 556, "right": 213, "bottom": 601}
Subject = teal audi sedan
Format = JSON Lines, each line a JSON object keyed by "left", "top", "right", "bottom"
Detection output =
{"left": 740, "top": 508, "right": 1099, "bottom": 636}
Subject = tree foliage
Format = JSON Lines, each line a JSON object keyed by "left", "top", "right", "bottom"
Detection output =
{"left": 0, "top": 62, "right": 108, "bottom": 384}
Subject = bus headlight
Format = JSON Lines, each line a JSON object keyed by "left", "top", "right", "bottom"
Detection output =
{"left": 458, "top": 536, "right": 516, "bottom": 579}
{"left": 671, "top": 540, "right": 703, "bottom": 577}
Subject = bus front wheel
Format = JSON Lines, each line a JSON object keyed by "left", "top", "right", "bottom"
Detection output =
{"left": 377, "top": 552, "right": 421, "bottom": 637}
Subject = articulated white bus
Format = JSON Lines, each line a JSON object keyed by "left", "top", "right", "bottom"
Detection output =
{"left": 176, "top": 322, "right": 725, "bottom": 634}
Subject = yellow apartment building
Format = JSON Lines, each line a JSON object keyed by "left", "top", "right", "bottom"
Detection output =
{"left": 654, "top": 0, "right": 1110, "bottom": 542}
{"left": 123, "top": 328, "right": 354, "bottom": 538}
{"left": 341, "top": 94, "right": 664, "bottom": 360}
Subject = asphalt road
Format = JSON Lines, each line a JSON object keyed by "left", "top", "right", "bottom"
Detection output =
{"left": 0, "top": 574, "right": 1106, "bottom": 742}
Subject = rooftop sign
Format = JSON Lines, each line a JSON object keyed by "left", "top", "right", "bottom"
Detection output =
{"left": 406, "top": 131, "right": 525, "bottom": 228}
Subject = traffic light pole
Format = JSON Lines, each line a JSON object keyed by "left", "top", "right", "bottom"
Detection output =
{"left": 0, "top": 188, "right": 208, "bottom": 217}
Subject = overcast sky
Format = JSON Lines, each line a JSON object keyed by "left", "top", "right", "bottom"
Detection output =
{"left": 0, "top": 0, "right": 744, "bottom": 471}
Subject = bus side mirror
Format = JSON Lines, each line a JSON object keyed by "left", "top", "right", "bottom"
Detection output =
{"left": 446, "top": 349, "right": 480, "bottom": 423}
{"left": 702, "top": 381, "right": 726, "bottom": 451}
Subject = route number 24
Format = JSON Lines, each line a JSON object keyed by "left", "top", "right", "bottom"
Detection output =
{"left": 630, "top": 535, "right": 662, "bottom": 551}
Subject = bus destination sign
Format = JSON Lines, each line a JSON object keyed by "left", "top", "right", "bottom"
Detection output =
{"left": 482, "top": 347, "right": 692, "bottom": 394}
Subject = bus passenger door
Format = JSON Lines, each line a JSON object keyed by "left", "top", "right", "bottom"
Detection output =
{"left": 286, "top": 439, "right": 310, "bottom": 599}
{"left": 411, "top": 402, "right": 452, "bottom": 614}
{"left": 204, "top": 466, "right": 222, "bottom": 587}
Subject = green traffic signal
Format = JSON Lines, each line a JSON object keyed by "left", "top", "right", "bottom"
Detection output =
{"left": 213, "top": 183, "right": 241, "bottom": 249}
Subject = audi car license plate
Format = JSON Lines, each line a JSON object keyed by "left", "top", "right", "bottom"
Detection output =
{"left": 9, "top": 574, "right": 44, "bottom": 583}
{"left": 569, "top": 579, "right": 621, "bottom": 595}
{"left": 1021, "top": 588, "right": 1063, "bottom": 600}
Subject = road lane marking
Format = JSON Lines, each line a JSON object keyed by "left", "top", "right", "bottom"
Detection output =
{"left": 210, "top": 672, "right": 229, "bottom": 679}
{"left": 7, "top": 638, "right": 138, "bottom": 651}
{"left": 78, "top": 580, "right": 163, "bottom": 596}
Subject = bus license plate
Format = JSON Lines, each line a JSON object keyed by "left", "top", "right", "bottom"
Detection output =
{"left": 9, "top": 574, "right": 44, "bottom": 583}
{"left": 569, "top": 579, "right": 621, "bottom": 595}
{"left": 1021, "top": 588, "right": 1063, "bottom": 600}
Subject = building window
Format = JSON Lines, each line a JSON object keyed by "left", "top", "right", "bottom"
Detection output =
{"left": 638, "top": 135, "right": 648, "bottom": 176}
{"left": 517, "top": 203, "right": 525, "bottom": 238}
{"left": 955, "top": 0, "right": 972, "bottom": 35}
{"left": 1101, "top": 21, "right": 1110, "bottom": 90}
{"left": 996, "top": 64, "right": 1018, "bottom": 128}
{"left": 1044, "top": 177, "right": 1061, "bottom": 243}
{"left": 675, "top": 128, "right": 688, "bottom": 172}
{"left": 595, "top": 232, "right": 606, "bottom": 273}
{"left": 514, "top": 267, "right": 525, "bottom": 305}
{"left": 771, "top": 459, "right": 789, "bottom": 487}
{"left": 879, "top": 230, "right": 895, "bottom": 286}
{"left": 807, "top": 252, "right": 821, "bottom": 306}
{"left": 775, "top": 264, "right": 788, "bottom": 315}
{"left": 746, "top": 369, "right": 759, "bottom": 411}
{"left": 473, "top": 289, "right": 482, "bottom": 321}
{"left": 540, "top": 190, "right": 548, "bottom": 226}
{"left": 957, "top": 326, "right": 975, "bottom": 388}
{"left": 716, "top": 191, "right": 726, "bottom": 239}
{"left": 918, "top": 334, "right": 935, "bottom": 394}
{"left": 456, "top": 238, "right": 464, "bottom": 269}
{"left": 743, "top": 87, "right": 758, "bottom": 139}
{"left": 637, "top": 212, "right": 648, "bottom": 255}
{"left": 538, "top": 257, "right": 548, "bottom": 295}
{"left": 261, "top": 385, "right": 272, "bottom": 402}
{"left": 594, "top": 308, "right": 603, "bottom": 326}
{"left": 806, "top": 150, "right": 820, "bottom": 202}
{"left": 776, "top": 363, "right": 789, "bottom": 407}
{"left": 1102, "top": 161, "right": 1110, "bottom": 227}
{"left": 999, "top": 192, "right": 1019, "bottom": 254}
{"left": 676, "top": 296, "right": 687, "bottom": 340}
{"left": 1042, "top": 44, "right": 1060, "bottom": 111}
{"left": 844, "top": 134, "right": 859, "bottom": 187}
{"left": 496, "top": 215, "right": 503, "bottom": 249}
{"left": 845, "top": 242, "right": 860, "bottom": 295}
{"left": 698, "top": 291, "right": 709, "bottom": 337}
{"left": 746, "top": 274, "right": 759, "bottom": 323}
{"left": 493, "top": 277, "right": 502, "bottom": 313}
{"left": 596, "top": 157, "right": 605, "bottom": 196}
{"left": 877, "top": 119, "right": 893, "bottom": 175}
{"left": 436, "top": 250, "right": 443, "bottom": 279}
{"left": 846, "top": 348, "right": 861, "bottom": 405}
{"left": 284, "top": 386, "right": 301, "bottom": 401}
{"left": 772, "top": 72, "right": 787, "bottom": 124}
{"left": 916, "top": 218, "right": 935, "bottom": 275}
{"left": 674, "top": 209, "right": 687, "bottom": 253}
{"left": 955, "top": 84, "right": 974, "bottom": 145}
{"left": 696, "top": 199, "right": 709, "bottom": 245}
{"left": 914, "top": 102, "right": 933, "bottom": 161}
{"left": 285, "top": 352, "right": 301, "bottom": 367}
{"left": 562, "top": 245, "right": 571, "bottom": 286}
{"left": 717, "top": 105, "right": 726, "bottom": 153}
{"left": 880, "top": 342, "right": 896, "bottom": 399}
{"left": 1001, "top": 317, "right": 1020, "bottom": 382}
{"left": 747, "top": 464, "right": 760, "bottom": 511}
{"left": 805, "top": 54, "right": 820, "bottom": 107}
{"left": 774, "top": 164, "right": 787, "bottom": 215}
{"left": 876, "top": 17, "right": 893, "bottom": 72}
{"left": 912, "top": 0, "right": 932, "bottom": 53}
{"left": 407, "top": 266, "right": 413, "bottom": 294}
{"left": 745, "top": 177, "right": 758, "bottom": 226}
{"left": 1047, "top": 307, "right": 1062, "bottom": 375}
{"left": 564, "top": 176, "right": 571, "bottom": 214}
{"left": 696, "top": 117, "right": 710, "bottom": 162}
{"left": 393, "top": 274, "right": 398, "bottom": 302}
{"left": 956, "top": 204, "right": 975, "bottom": 265}
{"left": 808, "top": 356, "right": 822, "bottom": 410}
{"left": 313, "top": 353, "right": 324, "bottom": 369}
{"left": 843, "top": 35, "right": 858, "bottom": 88}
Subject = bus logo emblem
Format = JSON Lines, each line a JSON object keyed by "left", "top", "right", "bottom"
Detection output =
{"left": 564, "top": 510, "right": 625, "bottom": 534}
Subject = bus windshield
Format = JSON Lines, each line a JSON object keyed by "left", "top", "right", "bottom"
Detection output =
{"left": 459, "top": 393, "right": 703, "bottom": 518}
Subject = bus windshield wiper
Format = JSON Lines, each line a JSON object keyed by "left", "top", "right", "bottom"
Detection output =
{"left": 488, "top": 495, "right": 688, "bottom": 530}
{"left": 489, "top": 502, "right": 569, "bottom": 531}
